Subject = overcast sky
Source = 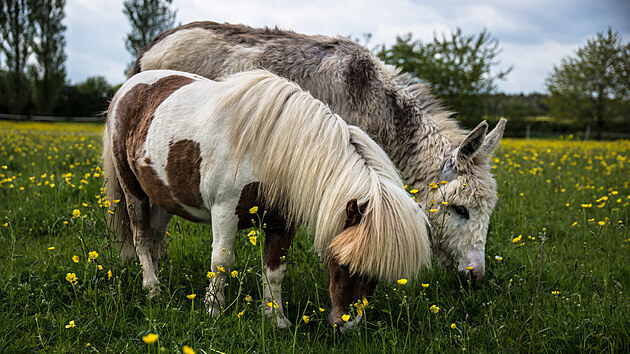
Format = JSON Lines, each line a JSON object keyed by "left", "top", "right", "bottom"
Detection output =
{"left": 65, "top": 0, "right": 630, "bottom": 93}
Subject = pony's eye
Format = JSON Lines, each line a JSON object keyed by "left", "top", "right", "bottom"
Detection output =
{"left": 452, "top": 205, "right": 469, "bottom": 220}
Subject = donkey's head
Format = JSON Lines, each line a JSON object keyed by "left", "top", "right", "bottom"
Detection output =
{"left": 424, "top": 119, "right": 506, "bottom": 282}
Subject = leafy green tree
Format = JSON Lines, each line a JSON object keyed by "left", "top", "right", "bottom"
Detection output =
{"left": 123, "top": 0, "right": 176, "bottom": 61}
{"left": 27, "top": 0, "right": 66, "bottom": 115}
{"left": 377, "top": 28, "right": 511, "bottom": 126}
{"left": 545, "top": 28, "right": 629, "bottom": 139}
{"left": 54, "top": 76, "right": 113, "bottom": 117}
{"left": 0, "top": 0, "right": 34, "bottom": 114}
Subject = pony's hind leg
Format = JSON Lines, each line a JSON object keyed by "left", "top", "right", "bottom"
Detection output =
{"left": 205, "top": 203, "right": 238, "bottom": 316}
{"left": 149, "top": 205, "right": 173, "bottom": 274}
{"left": 124, "top": 194, "right": 160, "bottom": 294}
{"left": 262, "top": 216, "right": 296, "bottom": 329}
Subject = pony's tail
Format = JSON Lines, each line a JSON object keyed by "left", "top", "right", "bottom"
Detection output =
{"left": 102, "top": 125, "right": 135, "bottom": 260}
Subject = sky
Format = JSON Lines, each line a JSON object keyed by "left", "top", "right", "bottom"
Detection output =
{"left": 64, "top": 0, "right": 630, "bottom": 94}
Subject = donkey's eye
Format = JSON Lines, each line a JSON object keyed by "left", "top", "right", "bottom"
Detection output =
{"left": 452, "top": 205, "right": 469, "bottom": 220}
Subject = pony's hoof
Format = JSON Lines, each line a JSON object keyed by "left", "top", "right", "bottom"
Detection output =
{"left": 264, "top": 310, "right": 292, "bottom": 329}
{"left": 274, "top": 315, "right": 293, "bottom": 329}
{"left": 207, "top": 304, "right": 222, "bottom": 317}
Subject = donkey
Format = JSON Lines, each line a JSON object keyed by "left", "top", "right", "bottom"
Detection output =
{"left": 126, "top": 21, "right": 506, "bottom": 282}
{"left": 103, "top": 69, "right": 431, "bottom": 330}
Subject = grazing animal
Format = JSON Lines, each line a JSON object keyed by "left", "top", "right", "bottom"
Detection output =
{"left": 127, "top": 21, "right": 506, "bottom": 281}
{"left": 103, "top": 69, "right": 430, "bottom": 330}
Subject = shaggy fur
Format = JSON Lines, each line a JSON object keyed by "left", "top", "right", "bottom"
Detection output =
{"left": 128, "top": 21, "right": 506, "bottom": 280}
{"left": 201, "top": 70, "right": 430, "bottom": 281}
{"left": 104, "top": 70, "right": 430, "bottom": 294}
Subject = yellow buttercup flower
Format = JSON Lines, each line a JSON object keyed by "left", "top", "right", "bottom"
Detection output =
{"left": 206, "top": 271, "right": 216, "bottom": 279}
{"left": 429, "top": 305, "right": 440, "bottom": 314}
{"left": 244, "top": 295, "right": 252, "bottom": 302}
{"left": 397, "top": 278, "right": 408, "bottom": 285}
{"left": 88, "top": 251, "right": 98, "bottom": 262}
{"left": 249, "top": 235, "right": 257, "bottom": 245}
{"left": 65, "top": 320, "right": 76, "bottom": 328}
{"left": 48, "top": 246, "right": 55, "bottom": 250}
{"left": 465, "top": 266, "right": 474, "bottom": 270}
{"left": 249, "top": 206, "right": 258, "bottom": 214}
{"left": 107, "top": 269, "right": 112, "bottom": 280}
{"left": 66, "top": 272, "right": 77, "bottom": 285}
{"left": 237, "top": 311, "right": 244, "bottom": 319}
{"left": 142, "top": 333, "right": 158, "bottom": 344}
{"left": 409, "top": 189, "right": 418, "bottom": 194}
{"left": 341, "top": 314, "right": 350, "bottom": 322}
{"left": 450, "top": 323, "right": 457, "bottom": 329}
{"left": 267, "top": 301, "right": 278, "bottom": 309}
{"left": 552, "top": 291, "right": 560, "bottom": 295}
{"left": 187, "top": 294, "right": 196, "bottom": 300}
{"left": 182, "top": 345, "right": 195, "bottom": 354}
{"left": 429, "top": 208, "right": 438, "bottom": 213}
{"left": 302, "top": 315, "right": 310, "bottom": 323}
{"left": 72, "top": 255, "right": 79, "bottom": 263}
{"left": 217, "top": 266, "right": 225, "bottom": 273}
{"left": 72, "top": 209, "right": 80, "bottom": 218}
{"left": 230, "top": 270, "right": 238, "bottom": 278}
{"left": 421, "top": 283, "right": 429, "bottom": 288}
{"left": 512, "top": 235, "right": 522, "bottom": 243}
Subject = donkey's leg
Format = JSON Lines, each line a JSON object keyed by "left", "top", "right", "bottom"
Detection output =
{"left": 205, "top": 202, "right": 238, "bottom": 316}
{"left": 149, "top": 205, "right": 173, "bottom": 274}
{"left": 124, "top": 194, "right": 159, "bottom": 294}
{"left": 262, "top": 223, "right": 296, "bottom": 329}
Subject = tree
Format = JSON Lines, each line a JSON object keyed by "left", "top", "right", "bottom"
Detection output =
{"left": 0, "top": 0, "right": 34, "bottom": 114}
{"left": 28, "top": 0, "right": 66, "bottom": 115}
{"left": 377, "top": 28, "right": 511, "bottom": 126}
{"left": 123, "top": 0, "right": 176, "bottom": 61}
{"left": 545, "top": 28, "right": 630, "bottom": 139}
{"left": 54, "top": 76, "right": 113, "bottom": 117}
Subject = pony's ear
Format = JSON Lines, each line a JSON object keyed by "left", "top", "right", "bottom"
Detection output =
{"left": 344, "top": 199, "right": 362, "bottom": 228}
{"left": 480, "top": 118, "right": 506, "bottom": 156}
{"left": 454, "top": 120, "right": 488, "bottom": 170}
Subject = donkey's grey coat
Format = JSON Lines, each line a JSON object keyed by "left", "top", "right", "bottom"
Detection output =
{"left": 127, "top": 21, "right": 507, "bottom": 279}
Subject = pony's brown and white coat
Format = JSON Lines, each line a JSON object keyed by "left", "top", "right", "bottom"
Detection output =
{"left": 128, "top": 21, "right": 507, "bottom": 281}
{"left": 103, "top": 69, "right": 430, "bottom": 327}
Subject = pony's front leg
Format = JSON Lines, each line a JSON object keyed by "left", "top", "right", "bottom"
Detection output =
{"left": 205, "top": 203, "right": 238, "bottom": 317}
{"left": 262, "top": 222, "right": 296, "bottom": 329}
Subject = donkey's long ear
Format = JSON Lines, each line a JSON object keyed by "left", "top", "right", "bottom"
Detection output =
{"left": 454, "top": 121, "right": 488, "bottom": 171}
{"left": 480, "top": 118, "right": 507, "bottom": 156}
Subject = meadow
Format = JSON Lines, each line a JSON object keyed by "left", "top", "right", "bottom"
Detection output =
{"left": 0, "top": 120, "right": 628, "bottom": 353}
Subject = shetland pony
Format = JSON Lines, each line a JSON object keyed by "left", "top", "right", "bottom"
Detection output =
{"left": 103, "top": 69, "right": 430, "bottom": 330}
{"left": 127, "top": 21, "right": 507, "bottom": 281}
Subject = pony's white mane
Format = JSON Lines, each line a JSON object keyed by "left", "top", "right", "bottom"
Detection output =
{"left": 218, "top": 70, "right": 431, "bottom": 281}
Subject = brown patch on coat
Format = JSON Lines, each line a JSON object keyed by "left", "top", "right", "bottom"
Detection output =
{"left": 135, "top": 158, "right": 202, "bottom": 222}
{"left": 165, "top": 139, "right": 204, "bottom": 208}
{"left": 235, "top": 182, "right": 296, "bottom": 270}
{"left": 109, "top": 74, "right": 197, "bottom": 219}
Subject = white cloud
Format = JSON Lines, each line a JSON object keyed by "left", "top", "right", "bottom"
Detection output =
{"left": 62, "top": 0, "right": 630, "bottom": 93}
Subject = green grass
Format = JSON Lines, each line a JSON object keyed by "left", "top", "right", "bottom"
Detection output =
{"left": 1, "top": 121, "right": 629, "bottom": 352}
